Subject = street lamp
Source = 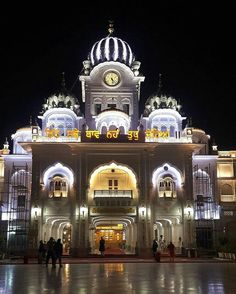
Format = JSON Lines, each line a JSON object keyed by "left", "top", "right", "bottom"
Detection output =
{"left": 80, "top": 204, "right": 87, "bottom": 220}
{"left": 186, "top": 204, "right": 192, "bottom": 220}
{"left": 32, "top": 204, "right": 40, "bottom": 219}
{"left": 185, "top": 203, "right": 194, "bottom": 250}
{"left": 139, "top": 204, "right": 146, "bottom": 221}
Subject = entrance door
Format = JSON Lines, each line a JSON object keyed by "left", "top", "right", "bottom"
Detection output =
{"left": 196, "top": 227, "right": 213, "bottom": 249}
{"left": 95, "top": 224, "right": 125, "bottom": 254}
{"left": 62, "top": 224, "right": 71, "bottom": 255}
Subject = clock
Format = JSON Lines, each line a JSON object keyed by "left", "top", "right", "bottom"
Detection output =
{"left": 104, "top": 71, "right": 120, "bottom": 86}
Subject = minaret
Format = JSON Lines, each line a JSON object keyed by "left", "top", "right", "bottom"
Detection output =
{"left": 2, "top": 138, "right": 10, "bottom": 155}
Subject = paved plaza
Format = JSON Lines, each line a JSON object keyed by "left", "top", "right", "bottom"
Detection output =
{"left": 0, "top": 260, "right": 236, "bottom": 293}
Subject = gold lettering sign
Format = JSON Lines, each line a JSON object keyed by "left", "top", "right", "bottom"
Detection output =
{"left": 67, "top": 128, "right": 79, "bottom": 139}
{"left": 128, "top": 131, "right": 139, "bottom": 141}
{"left": 145, "top": 128, "right": 169, "bottom": 139}
{"left": 86, "top": 130, "right": 100, "bottom": 139}
{"left": 44, "top": 128, "right": 169, "bottom": 141}
{"left": 106, "top": 130, "right": 119, "bottom": 139}
{"left": 45, "top": 128, "right": 60, "bottom": 138}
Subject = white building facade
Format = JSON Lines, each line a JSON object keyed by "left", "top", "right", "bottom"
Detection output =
{"left": 1, "top": 26, "right": 234, "bottom": 258}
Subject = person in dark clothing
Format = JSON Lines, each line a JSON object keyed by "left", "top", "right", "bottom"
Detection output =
{"left": 54, "top": 238, "right": 63, "bottom": 267}
{"left": 38, "top": 240, "right": 46, "bottom": 264}
{"left": 167, "top": 241, "right": 175, "bottom": 262}
{"left": 99, "top": 236, "right": 105, "bottom": 256}
{"left": 46, "top": 237, "right": 56, "bottom": 267}
{"left": 152, "top": 239, "right": 158, "bottom": 257}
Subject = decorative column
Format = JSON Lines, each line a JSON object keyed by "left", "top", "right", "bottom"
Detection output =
{"left": 78, "top": 204, "right": 88, "bottom": 257}
{"left": 28, "top": 204, "right": 40, "bottom": 257}
{"left": 184, "top": 202, "right": 196, "bottom": 257}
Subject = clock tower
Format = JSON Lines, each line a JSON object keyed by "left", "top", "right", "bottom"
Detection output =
{"left": 79, "top": 26, "right": 145, "bottom": 132}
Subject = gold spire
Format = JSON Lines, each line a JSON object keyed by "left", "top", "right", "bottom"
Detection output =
{"left": 108, "top": 20, "right": 114, "bottom": 35}
{"left": 158, "top": 73, "right": 162, "bottom": 91}
{"left": 61, "top": 72, "right": 66, "bottom": 89}
{"left": 157, "top": 73, "right": 163, "bottom": 95}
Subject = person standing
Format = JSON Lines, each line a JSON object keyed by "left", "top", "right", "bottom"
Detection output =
{"left": 46, "top": 237, "right": 56, "bottom": 267}
{"left": 152, "top": 239, "right": 158, "bottom": 257}
{"left": 99, "top": 236, "right": 105, "bottom": 256}
{"left": 167, "top": 241, "right": 175, "bottom": 262}
{"left": 54, "top": 238, "right": 63, "bottom": 267}
{"left": 38, "top": 240, "right": 46, "bottom": 264}
{"left": 158, "top": 235, "right": 164, "bottom": 252}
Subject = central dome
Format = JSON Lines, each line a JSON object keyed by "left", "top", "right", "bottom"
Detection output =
{"left": 89, "top": 36, "right": 135, "bottom": 68}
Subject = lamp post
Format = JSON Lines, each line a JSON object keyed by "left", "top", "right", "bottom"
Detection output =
{"left": 140, "top": 205, "right": 146, "bottom": 221}
{"left": 80, "top": 204, "right": 87, "bottom": 221}
{"left": 185, "top": 203, "right": 193, "bottom": 249}
{"left": 33, "top": 205, "right": 40, "bottom": 220}
{"left": 139, "top": 204, "right": 146, "bottom": 250}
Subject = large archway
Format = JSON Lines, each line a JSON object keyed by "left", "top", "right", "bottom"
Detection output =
{"left": 43, "top": 217, "right": 71, "bottom": 255}
{"left": 88, "top": 162, "right": 139, "bottom": 255}
{"left": 89, "top": 216, "right": 137, "bottom": 255}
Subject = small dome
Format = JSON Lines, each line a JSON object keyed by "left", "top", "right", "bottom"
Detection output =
{"left": 143, "top": 74, "right": 182, "bottom": 117}
{"left": 144, "top": 93, "right": 182, "bottom": 117}
{"left": 41, "top": 74, "right": 82, "bottom": 116}
{"left": 15, "top": 126, "right": 32, "bottom": 133}
{"left": 89, "top": 36, "right": 134, "bottom": 68}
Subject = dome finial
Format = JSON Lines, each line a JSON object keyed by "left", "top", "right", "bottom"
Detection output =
{"left": 157, "top": 73, "right": 163, "bottom": 94}
{"left": 61, "top": 72, "right": 66, "bottom": 90}
{"left": 108, "top": 20, "right": 114, "bottom": 36}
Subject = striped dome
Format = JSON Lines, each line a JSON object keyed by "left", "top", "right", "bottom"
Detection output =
{"left": 89, "top": 36, "right": 134, "bottom": 67}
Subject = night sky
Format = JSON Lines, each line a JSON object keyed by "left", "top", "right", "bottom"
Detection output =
{"left": 0, "top": 2, "right": 235, "bottom": 151}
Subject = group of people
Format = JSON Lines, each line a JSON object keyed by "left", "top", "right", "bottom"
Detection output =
{"left": 152, "top": 236, "right": 176, "bottom": 262}
{"left": 38, "top": 237, "right": 63, "bottom": 267}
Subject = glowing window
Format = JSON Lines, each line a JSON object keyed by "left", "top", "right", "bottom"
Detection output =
{"left": 49, "top": 175, "right": 68, "bottom": 198}
{"left": 158, "top": 176, "right": 176, "bottom": 198}
{"left": 108, "top": 179, "right": 118, "bottom": 190}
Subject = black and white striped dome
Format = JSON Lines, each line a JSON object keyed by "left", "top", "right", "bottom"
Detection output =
{"left": 89, "top": 36, "right": 134, "bottom": 67}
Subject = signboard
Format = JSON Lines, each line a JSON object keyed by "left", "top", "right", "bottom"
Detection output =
{"left": 43, "top": 128, "right": 169, "bottom": 143}
{"left": 90, "top": 206, "right": 137, "bottom": 216}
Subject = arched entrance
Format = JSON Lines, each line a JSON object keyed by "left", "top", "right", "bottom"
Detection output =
{"left": 43, "top": 217, "right": 71, "bottom": 255}
{"left": 87, "top": 162, "right": 139, "bottom": 255}
{"left": 89, "top": 216, "right": 137, "bottom": 255}
{"left": 154, "top": 216, "right": 182, "bottom": 253}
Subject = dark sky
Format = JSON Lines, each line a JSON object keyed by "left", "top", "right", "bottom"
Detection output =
{"left": 0, "top": 2, "right": 235, "bottom": 150}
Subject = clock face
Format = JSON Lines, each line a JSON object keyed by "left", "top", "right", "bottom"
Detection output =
{"left": 104, "top": 71, "right": 120, "bottom": 86}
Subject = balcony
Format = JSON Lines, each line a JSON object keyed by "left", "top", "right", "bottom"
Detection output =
{"left": 94, "top": 190, "right": 132, "bottom": 198}
{"left": 94, "top": 190, "right": 133, "bottom": 206}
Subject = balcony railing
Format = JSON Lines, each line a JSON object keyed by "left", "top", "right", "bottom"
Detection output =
{"left": 94, "top": 190, "right": 132, "bottom": 198}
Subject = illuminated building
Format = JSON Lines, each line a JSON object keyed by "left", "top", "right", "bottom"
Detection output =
{"left": 0, "top": 24, "right": 235, "bottom": 257}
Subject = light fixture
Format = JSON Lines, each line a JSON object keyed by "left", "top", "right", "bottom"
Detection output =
{"left": 140, "top": 204, "right": 146, "bottom": 219}
{"left": 80, "top": 204, "right": 87, "bottom": 220}
{"left": 186, "top": 203, "right": 193, "bottom": 220}
{"left": 32, "top": 204, "right": 40, "bottom": 219}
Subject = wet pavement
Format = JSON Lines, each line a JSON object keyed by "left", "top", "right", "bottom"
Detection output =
{"left": 0, "top": 260, "right": 236, "bottom": 293}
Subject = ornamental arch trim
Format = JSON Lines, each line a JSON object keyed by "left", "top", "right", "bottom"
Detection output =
{"left": 152, "top": 163, "right": 183, "bottom": 189}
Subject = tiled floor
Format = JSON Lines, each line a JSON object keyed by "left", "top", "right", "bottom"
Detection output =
{"left": 0, "top": 262, "right": 236, "bottom": 293}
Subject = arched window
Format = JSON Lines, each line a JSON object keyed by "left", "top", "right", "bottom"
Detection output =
{"left": 170, "top": 126, "right": 175, "bottom": 137}
{"left": 49, "top": 175, "right": 68, "bottom": 198}
{"left": 158, "top": 176, "right": 176, "bottom": 198}
{"left": 193, "top": 170, "right": 212, "bottom": 199}
{"left": 221, "top": 184, "right": 233, "bottom": 195}
{"left": 161, "top": 125, "right": 167, "bottom": 132}
{"left": 101, "top": 125, "right": 107, "bottom": 134}
{"left": 119, "top": 126, "right": 125, "bottom": 134}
